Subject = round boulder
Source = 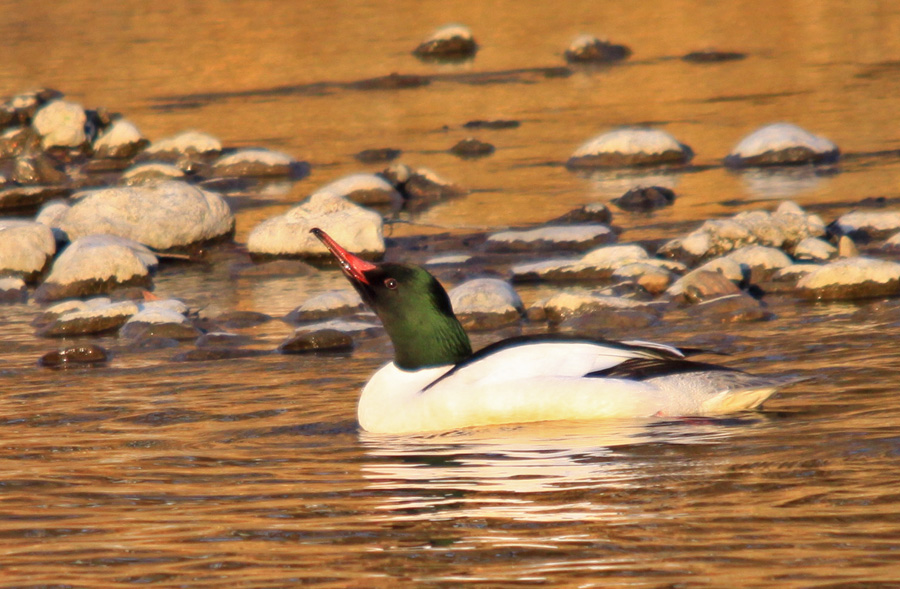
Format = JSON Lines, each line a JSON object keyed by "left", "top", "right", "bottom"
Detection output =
{"left": 564, "top": 34, "right": 631, "bottom": 64}
{"left": 796, "top": 257, "right": 900, "bottom": 300}
{"left": 0, "top": 219, "right": 56, "bottom": 280}
{"left": 56, "top": 181, "right": 234, "bottom": 250}
{"left": 725, "top": 123, "right": 839, "bottom": 167}
{"left": 32, "top": 100, "right": 88, "bottom": 150}
{"left": 247, "top": 193, "right": 384, "bottom": 259}
{"left": 413, "top": 24, "right": 478, "bottom": 61}
{"left": 448, "top": 278, "right": 523, "bottom": 330}
{"left": 34, "top": 235, "right": 158, "bottom": 302}
{"left": 120, "top": 303, "right": 199, "bottom": 340}
{"left": 39, "top": 344, "right": 109, "bottom": 368}
{"left": 567, "top": 128, "right": 694, "bottom": 169}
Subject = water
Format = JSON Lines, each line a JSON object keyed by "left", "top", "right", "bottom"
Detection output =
{"left": 3, "top": 0, "right": 900, "bottom": 586}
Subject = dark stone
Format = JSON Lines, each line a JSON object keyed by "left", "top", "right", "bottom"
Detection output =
{"left": 0, "top": 283, "right": 27, "bottom": 303}
{"left": 402, "top": 172, "right": 467, "bottom": 202}
{"left": 212, "top": 311, "right": 272, "bottom": 329}
{"left": 0, "top": 127, "right": 40, "bottom": 158}
{"left": 413, "top": 36, "right": 478, "bottom": 61}
{"left": 449, "top": 138, "right": 495, "bottom": 158}
{"left": 12, "top": 153, "right": 68, "bottom": 185}
{"left": 277, "top": 329, "right": 354, "bottom": 354}
{"left": 680, "top": 271, "right": 743, "bottom": 304}
{"left": 354, "top": 148, "right": 401, "bottom": 163}
{"left": 682, "top": 51, "right": 747, "bottom": 63}
{"left": 127, "top": 336, "right": 181, "bottom": 351}
{"left": 39, "top": 344, "right": 109, "bottom": 368}
{"left": 37, "top": 313, "right": 132, "bottom": 337}
{"left": 565, "top": 40, "right": 631, "bottom": 64}
{"left": 463, "top": 119, "right": 520, "bottom": 130}
{"left": 551, "top": 203, "right": 613, "bottom": 225}
{"left": 611, "top": 186, "right": 676, "bottom": 212}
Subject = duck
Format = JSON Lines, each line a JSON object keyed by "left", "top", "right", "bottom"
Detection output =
{"left": 311, "top": 228, "right": 790, "bottom": 434}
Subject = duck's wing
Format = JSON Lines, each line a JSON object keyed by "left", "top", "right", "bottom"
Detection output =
{"left": 424, "top": 335, "right": 697, "bottom": 390}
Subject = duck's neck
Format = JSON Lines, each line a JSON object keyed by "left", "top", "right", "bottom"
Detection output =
{"left": 383, "top": 310, "right": 472, "bottom": 371}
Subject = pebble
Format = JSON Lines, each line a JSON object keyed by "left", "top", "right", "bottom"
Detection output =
{"left": 209, "top": 148, "right": 303, "bottom": 178}
{"left": 39, "top": 344, "right": 109, "bottom": 368}
{"left": 312, "top": 173, "right": 402, "bottom": 208}
{"left": 247, "top": 192, "right": 384, "bottom": 258}
{"left": 564, "top": 34, "right": 631, "bottom": 63}
{"left": 32, "top": 100, "right": 88, "bottom": 150}
{"left": 611, "top": 186, "right": 675, "bottom": 212}
{"left": 725, "top": 122, "right": 839, "bottom": 167}
{"left": 57, "top": 181, "right": 234, "bottom": 250}
{"left": 93, "top": 119, "right": 148, "bottom": 159}
{"left": 485, "top": 224, "right": 614, "bottom": 252}
{"left": 34, "top": 235, "right": 158, "bottom": 302}
{"left": 567, "top": 128, "right": 693, "bottom": 169}
{"left": 834, "top": 210, "right": 900, "bottom": 241}
{"left": 412, "top": 24, "right": 478, "bottom": 60}
{"left": 0, "top": 219, "right": 56, "bottom": 280}
{"left": 285, "top": 290, "right": 364, "bottom": 323}
{"left": 36, "top": 298, "right": 139, "bottom": 337}
{"left": 796, "top": 257, "right": 900, "bottom": 300}
{"left": 448, "top": 278, "right": 523, "bottom": 330}
{"left": 278, "top": 328, "right": 354, "bottom": 354}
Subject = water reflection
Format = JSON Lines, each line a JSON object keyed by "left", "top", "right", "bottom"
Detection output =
{"left": 576, "top": 169, "right": 681, "bottom": 200}
{"left": 735, "top": 166, "right": 831, "bottom": 199}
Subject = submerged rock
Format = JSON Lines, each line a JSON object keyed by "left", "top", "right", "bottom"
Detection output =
{"left": 448, "top": 278, "right": 523, "bottom": 330}
{"left": 119, "top": 302, "right": 198, "bottom": 340}
{"left": 564, "top": 34, "right": 631, "bottom": 63}
{"left": 725, "top": 123, "right": 839, "bottom": 167}
{"left": 686, "top": 293, "right": 772, "bottom": 323}
{"left": 540, "top": 291, "right": 651, "bottom": 324}
{"left": 247, "top": 193, "right": 384, "bottom": 258}
{"left": 56, "top": 181, "right": 234, "bottom": 250}
{"left": 278, "top": 328, "right": 354, "bottom": 354}
{"left": 382, "top": 164, "right": 468, "bottom": 207}
{"left": 611, "top": 186, "right": 675, "bottom": 212}
{"left": 36, "top": 298, "right": 140, "bottom": 336}
{"left": 34, "top": 235, "right": 158, "bottom": 302}
{"left": 567, "top": 128, "right": 693, "bottom": 169}
{"left": 413, "top": 24, "right": 478, "bottom": 61}
{"left": 39, "top": 344, "right": 109, "bottom": 367}
{"left": 796, "top": 257, "right": 900, "bottom": 300}
{"left": 551, "top": 202, "right": 612, "bottom": 225}
{"left": 354, "top": 148, "right": 401, "bottom": 164}
{"left": 291, "top": 318, "right": 382, "bottom": 338}
{"left": 449, "top": 137, "right": 494, "bottom": 158}
{"left": 486, "top": 225, "right": 614, "bottom": 252}
{"left": 682, "top": 50, "right": 746, "bottom": 63}
{"left": 0, "top": 219, "right": 56, "bottom": 280}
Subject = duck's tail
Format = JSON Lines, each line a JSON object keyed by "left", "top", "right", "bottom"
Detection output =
{"left": 699, "top": 374, "right": 806, "bottom": 415}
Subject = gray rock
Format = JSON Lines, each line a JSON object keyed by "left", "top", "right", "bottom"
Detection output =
{"left": 413, "top": 24, "right": 478, "bottom": 60}
{"left": 448, "top": 278, "right": 523, "bottom": 330}
{"left": 34, "top": 235, "right": 158, "bottom": 302}
{"left": 486, "top": 224, "right": 614, "bottom": 252}
{"left": 674, "top": 270, "right": 743, "bottom": 304}
{"left": 796, "top": 257, "right": 900, "bottom": 300}
{"left": 210, "top": 148, "right": 300, "bottom": 178}
{"left": 772, "top": 201, "right": 827, "bottom": 246}
{"left": 286, "top": 290, "right": 364, "bottom": 323}
{"left": 0, "top": 219, "right": 56, "bottom": 280}
{"left": 567, "top": 128, "right": 693, "bottom": 169}
{"left": 247, "top": 193, "right": 384, "bottom": 258}
{"left": 312, "top": 173, "right": 402, "bottom": 208}
{"left": 93, "top": 119, "right": 148, "bottom": 159}
{"left": 725, "top": 123, "right": 839, "bottom": 167}
{"left": 57, "top": 181, "right": 234, "bottom": 250}
{"left": 792, "top": 237, "right": 837, "bottom": 261}
{"left": 835, "top": 210, "right": 900, "bottom": 240}
{"left": 32, "top": 100, "right": 88, "bottom": 149}
{"left": 666, "top": 257, "right": 745, "bottom": 299}
{"left": 564, "top": 34, "right": 631, "bottom": 64}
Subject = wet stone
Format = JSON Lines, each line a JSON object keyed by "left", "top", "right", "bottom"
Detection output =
{"left": 39, "top": 344, "right": 109, "bottom": 368}
{"left": 558, "top": 307, "right": 659, "bottom": 334}
{"left": 413, "top": 24, "right": 478, "bottom": 61}
{"left": 551, "top": 202, "right": 612, "bottom": 225}
{"left": 612, "top": 263, "right": 676, "bottom": 295}
{"left": 12, "top": 153, "right": 67, "bottom": 185}
{"left": 449, "top": 138, "right": 494, "bottom": 158}
{"left": 564, "top": 35, "right": 631, "bottom": 64}
{"left": 611, "top": 186, "right": 675, "bottom": 212}
{"left": 725, "top": 123, "right": 839, "bottom": 167}
{"left": 229, "top": 259, "right": 318, "bottom": 279}
{"left": 675, "top": 270, "right": 743, "bottom": 304}
{"left": 686, "top": 293, "right": 773, "bottom": 323}
{"left": 141, "top": 130, "right": 222, "bottom": 161}
{"left": 0, "top": 219, "right": 56, "bottom": 281}
{"left": 32, "top": 99, "right": 89, "bottom": 150}
{"left": 512, "top": 244, "right": 649, "bottom": 283}
{"left": 354, "top": 148, "right": 401, "bottom": 164}
{"left": 0, "top": 185, "right": 70, "bottom": 212}
{"left": 834, "top": 210, "right": 900, "bottom": 241}
{"left": 278, "top": 328, "right": 354, "bottom": 354}
{"left": 209, "top": 148, "right": 305, "bottom": 178}
{"left": 567, "top": 128, "right": 693, "bottom": 169}
{"left": 384, "top": 164, "right": 468, "bottom": 206}
{"left": 292, "top": 319, "right": 382, "bottom": 338}
{"left": 796, "top": 257, "right": 900, "bottom": 300}
{"left": 120, "top": 163, "right": 186, "bottom": 185}
{"left": 725, "top": 245, "right": 793, "bottom": 282}
{"left": 0, "top": 127, "right": 39, "bottom": 158}
{"left": 121, "top": 321, "right": 201, "bottom": 341}
{"left": 285, "top": 290, "right": 364, "bottom": 324}
{"left": 173, "top": 348, "right": 267, "bottom": 362}
{"left": 93, "top": 118, "right": 148, "bottom": 159}
{"left": 36, "top": 299, "right": 139, "bottom": 337}
{"left": 212, "top": 310, "right": 272, "bottom": 329}
{"left": 540, "top": 291, "right": 651, "bottom": 324}
{"left": 486, "top": 225, "right": 614, "bottom": 253}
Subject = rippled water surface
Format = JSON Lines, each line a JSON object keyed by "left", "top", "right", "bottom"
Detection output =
{"left": 3, "top": 0, "right": 900, "bottom": 586}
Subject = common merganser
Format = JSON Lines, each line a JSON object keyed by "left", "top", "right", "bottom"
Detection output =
{"left": 311, "top": 228, "right": 788, "bottom": 434}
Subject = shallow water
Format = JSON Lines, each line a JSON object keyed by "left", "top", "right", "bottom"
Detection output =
{"left": 3, "top": 0, "right": 900, "bottom": 586}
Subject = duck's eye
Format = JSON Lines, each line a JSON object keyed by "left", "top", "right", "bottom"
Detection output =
{"left": 384, "top": 278, "right": 398, "bottom": 290}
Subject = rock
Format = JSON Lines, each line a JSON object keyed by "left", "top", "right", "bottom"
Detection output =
{"left": 564, "top": 34, "right": 631, "bottom": 63}
{"left": 285, "top": 290, "right": 364, "bottom": 323}
{"left": 34, "top": 235, "right": 158, "bottom": 302}
{"left": 793, "top": 237, "right": 837, "bottom": 261}
{"left": 611, "top": 186, "right": 675, "bottom": 212}
{"left": 292, "top": 319, "right": 383, "bottom": 338}
{"left": 567, "top": 128, "right": 693, "bottom": 169}
{"left": 448, "top": 278, "right": 523, "bottom": 330}
{"left": 212, "top": 310, "right": 272, "bottom": 329}
{"left": 541, "top": 291, "right": 650, "bottom": 324}
{"left": 209, "top": 148, "right": 304, "bottom": 178}
{"left": 229, "top": 259, "right": 317, "bottom": 279}
{"left": 278, "top": 328, "right": 354, "bottom": 354}
{"left": 611, "top": 262, "right": 676, "bottom": 295}
{"left": 558, "top": 307, "right": 659, "bottom": 334}
{"left": 39, "top": 344, "right": 109, "bottom": 367}
{"left": 0, "top": 219, "right": 56, "bottom": 280}
{"left": 834, "top": 210, "right": 900, "bottom": 241}
{"left": 92, "top": 119, "right": 149, "bottom": 159}
{"left": 0, "top": 277, "right": 27, "bottom": 303}
{"left": 56, "top": 181, "right": 234, "bottom": 250}
{"left": 449, "top": 138, "right": 494, "bottom": 158}
{"left": 412, "top": 24, "right": 478, "bottom": 61}
{"left": 771, "top": 263, "right": 820, "bottom": 286}
{"left": 486, "top": 224, "right": 614, "bottom": 252}
{"left": 119, "top": 305, "right": 199, "bottom": 340}
{"left": 196, "top": 332, "right": 253, "bottom": 349}
{"left": 247, "top": 193, "right": 384, "bottom": 259}
{"left": 512, "top": 244, "right": 649, "bottom": 282}
{"left": 12, "top": 153, "right": 67, "bottom": 185}
{"left": 0, "top": 186, "right": 59, "bottom": 213}
{"left": 686, "top": 293, "right": 772, "bottom": 323}
{"left": 383, "top": 164, "right": 468, "bottom": 206}
{"left": 36, "top": 298, "right": 139, "bottom": 337}
{"left": 551, "top": 202, "right": 612, "bottom": 225}
{"left": 672, "top": 270, "right": 743, "bottom": 304}
{"left": 725, "top": 123, "right": 839, "bottom": 167}
{"left": 312, "top": 173, "right": 402, "bottom": 208}
{"left": 839, "top": 236, "right": 859, "bottom": 258}
{"left": 354, "top": 148, "right": 401, "bottom": 164}
{"left": 682, "top": 50, "right": 746, "bottom": 63}
{"left": 120, "top": 162, "right": 186, "bottom": 185}
{"left": 0, "top": 127, "right": 39, "bottom": 158}
{"left": 730, "top": 211, "right": 787, "bottom": 248}
{"left": 796, "top": 257, "right": 900, "bottom": 300}
{"left": 425, "top": 254, "right": 473, "bottom": 266}
{"left": 32, "top": 100, "right": 88, "bottom": 150}
{"left": 580, "top": 243, "right": 650, "bottom": 268}
{"left": 725, "top": 245, "right": 793, "bottom": 282}
{"left": 141, "top": 130, "right": 222, "bottom": 161}
{"left": 882, "top": 232, "right": 900, "bottom": 254}
{"left": 772, "top": 201, "right": 827, "bottom": 246}
{"left": 463, "top": 119, "right": 520, "bottom": 130}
